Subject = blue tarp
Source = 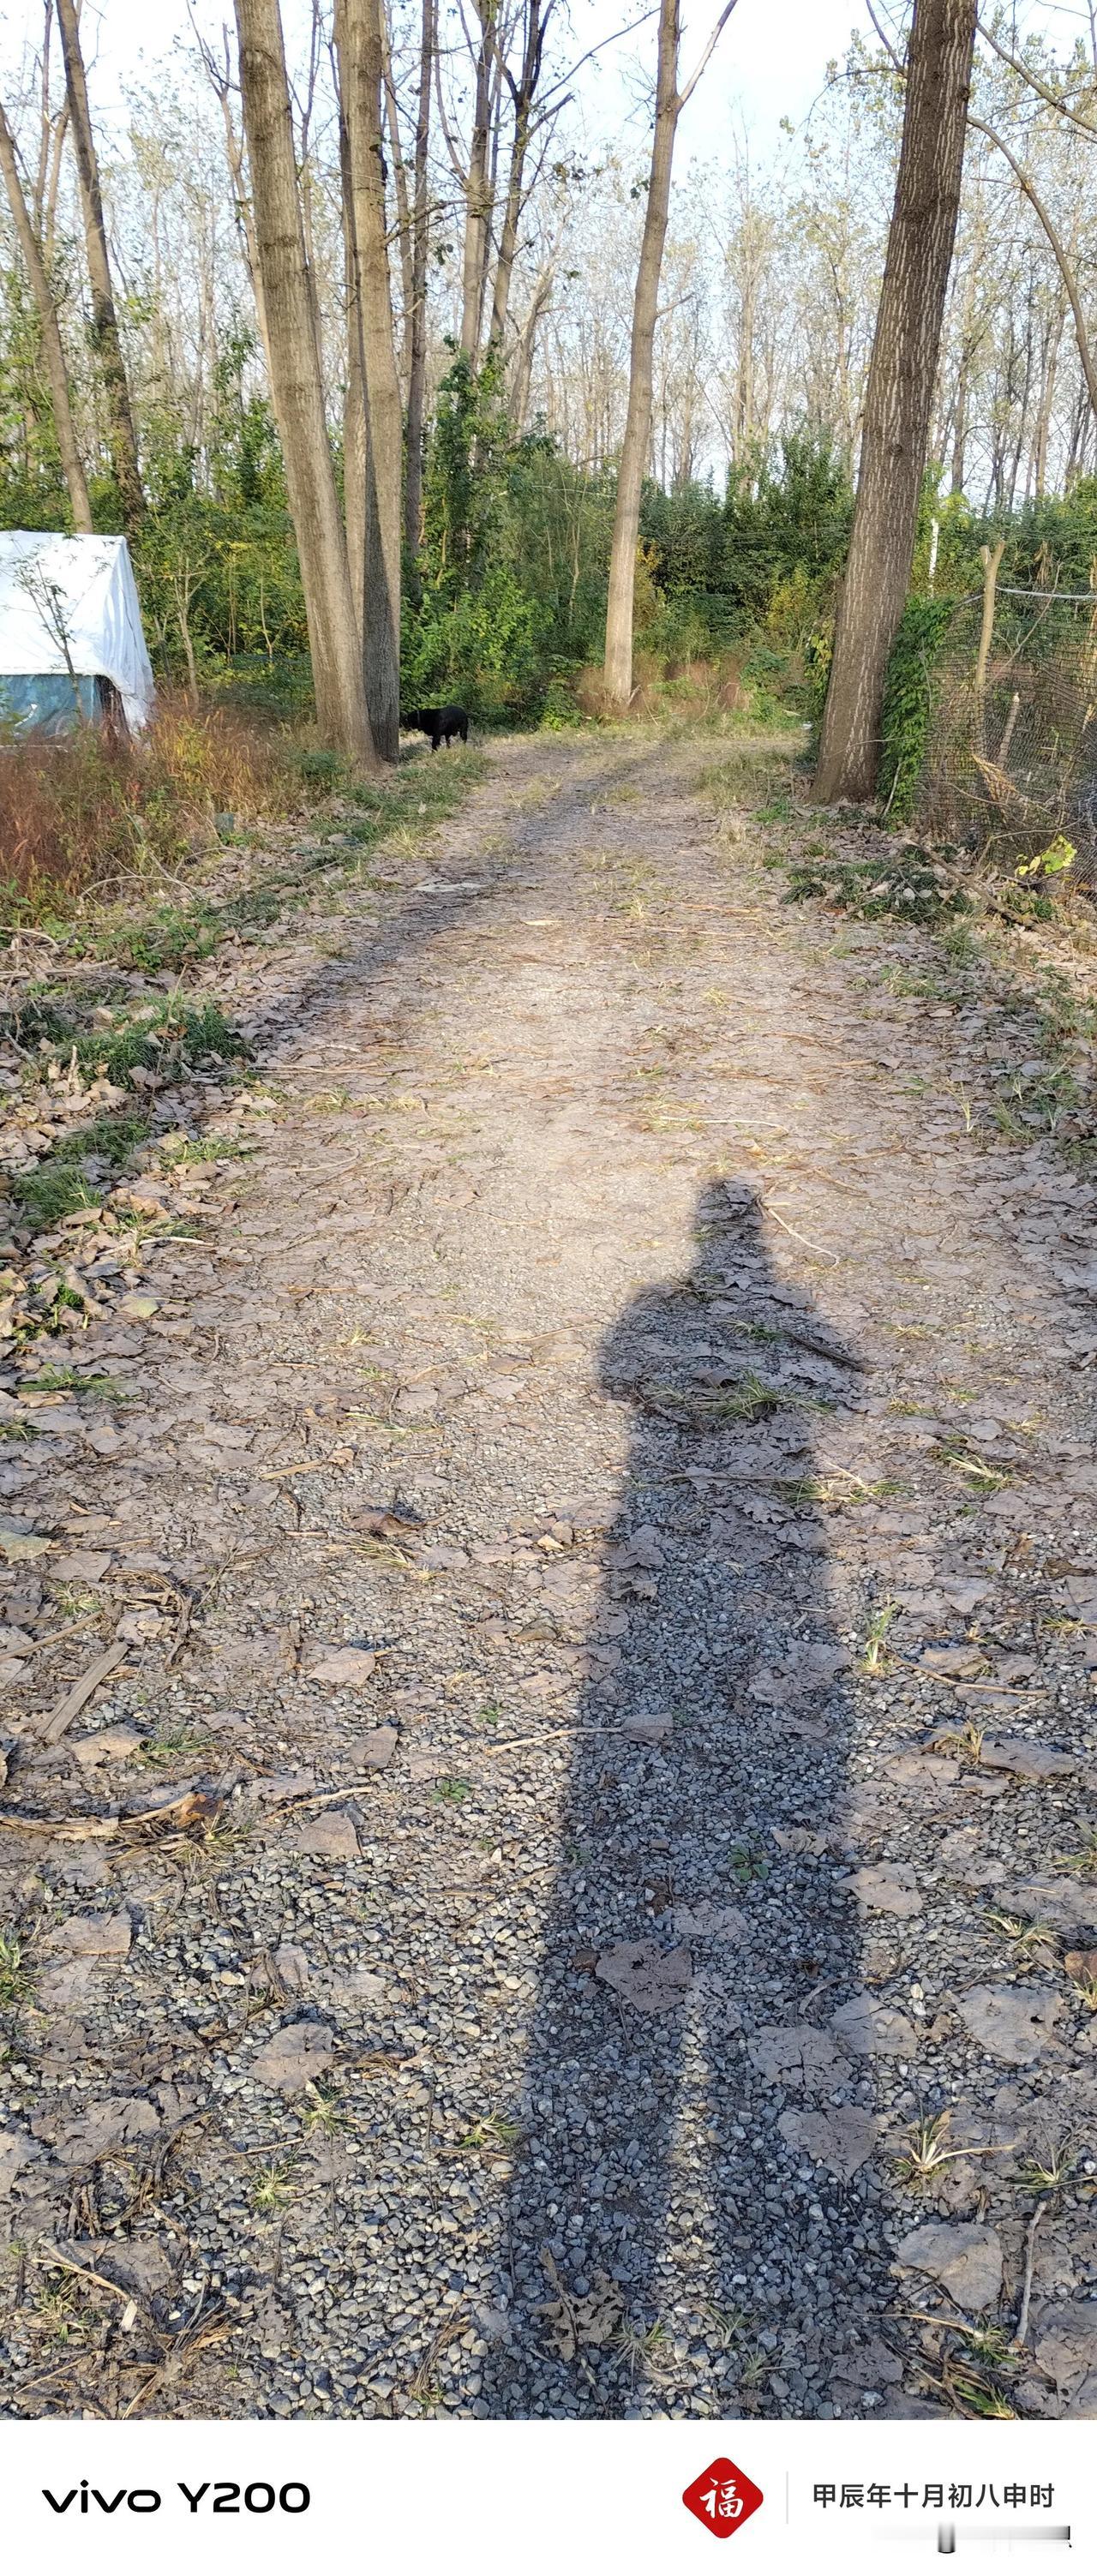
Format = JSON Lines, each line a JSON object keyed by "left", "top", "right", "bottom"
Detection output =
{"left": 0, "top": 674, "right": 99, "bottom": 737}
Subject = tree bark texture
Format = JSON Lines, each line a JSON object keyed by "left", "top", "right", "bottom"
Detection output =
{"left": 337, "top": 81, "right": 369, "bottom": 644}
{"left": 235, "top": 0, "right": 376, "bottom": 770}
{"left": 0, "top": 98, "right": 92, "bottom": 531}
{"left": 336, "top": 0, "right": 405, "bottom": 763}
{"left": 404, "top": 0, "right": 435, "bottom": 561}
{"left": 602, "top": 0, "right": 680, "bottom": 705}
{"left": 56, "top": 0, "right": 144, "bottom": 537}
{"left": 812, "top": 0, "right": 976, "bottom": 805}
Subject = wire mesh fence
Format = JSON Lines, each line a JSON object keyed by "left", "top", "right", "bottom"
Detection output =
{"left": 914, "top": 586, "right": 1097, "bottom": 884}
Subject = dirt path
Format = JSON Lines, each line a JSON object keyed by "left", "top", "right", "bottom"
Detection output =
{"left": 3, "top": 728, "right": 1097, "bottom": 2423}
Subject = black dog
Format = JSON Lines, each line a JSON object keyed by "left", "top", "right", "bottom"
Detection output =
{"left": 404, "top": 704, "right": 470, "bottom": 750}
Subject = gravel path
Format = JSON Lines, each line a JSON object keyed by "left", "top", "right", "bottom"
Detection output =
{"left": 3, "top": 727, "right": 1097, "bottom": 2423}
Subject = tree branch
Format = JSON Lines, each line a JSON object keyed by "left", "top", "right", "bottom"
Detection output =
{"left": 677, "top": 0, "right": 740, "bottom": 111}
{"left": 976, "top": 19, "right": 1097, "bottom": 139}
{"left": 967, "top": 111, "right": 1097, "bottom": 419}
{"left": 868, "top": 3, "right": 1097, "bottom": 423}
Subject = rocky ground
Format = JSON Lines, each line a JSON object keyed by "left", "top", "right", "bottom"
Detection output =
{"left": 0, "top": 724, "right": 1095, "bottom": 2424}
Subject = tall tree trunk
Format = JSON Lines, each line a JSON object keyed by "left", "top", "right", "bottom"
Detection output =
{"left": 812, "top": 0, "right": 976, "bottom": 806}
{"left": 235, "top": 0, "right": 376, "bottom": 770}
{"left": 459, "top": 8, "right": 495, "bottom": 363}
{"left": 602, "top": 0, "right": 680, "bottom": 705}
{"left": 55, "top": 0, "right": 144, "bottom": 537}
{"left": 487, "top": 0, "right": 548, "bottom": 357}
{"left": 404, "top": 0, "right": 435, "bottom": 562}
{"left": 487, "top": 107, "right": 529, "bottom": 357}
{"left": 0, "top": 99, "right": 92, "bottom": 530}
{"left": 379, "top": 2, "right": 414, "bottom": 399}
{"left": 336, "top": 0, "right": 404, "bottom": 763}
{"left": 338, "top": 87, "right": 369, "bottom": 642}
{"left": 193, "top": 28, "right": 279, "bottom": 399}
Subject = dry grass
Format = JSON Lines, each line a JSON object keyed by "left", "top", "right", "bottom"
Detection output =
{"left": 573, "top": 652, "right": 749, "bottom": 725}
{"left": 0, "top": 692, "right": 301, "bottom": 916}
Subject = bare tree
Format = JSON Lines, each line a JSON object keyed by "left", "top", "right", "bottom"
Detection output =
{"left": 234, "top": 0, "right": 377, "bottom": 770}
{"left": 0, "top": 98, "right": 92, "bottom": 530}
{"left": 812, "top": 0, "right": 977, "bottom": 805}
{"left": 602, "top": 0, "right": 738, "bottom": 706}
{"left": 452, "top": 1, "right": 498, "bottom": 363}
{"left": 56, "top": 0, "right": 145, "bottom": 536}
{"left": 335, "top": 0, "right": 404, "bottom": 762}
{"left": 486, "top": 0, "right": 556, "bottom": 354}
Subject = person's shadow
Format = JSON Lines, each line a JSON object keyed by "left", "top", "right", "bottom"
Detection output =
{"left": 483, "top": 1181, "right": 895, "bottom": 2418}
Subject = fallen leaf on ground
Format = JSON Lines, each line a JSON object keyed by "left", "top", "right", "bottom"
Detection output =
{"left": 537, "top": 2251, "right": 623, "bottom": 2361}
{"left": 958, "top": 1982, "right": 1062, "bottom": 2063}
{"left": 896, "top": 2220, "right": 1003, "bottom": 2312}
{"left": 293, "top": 1811, "right": 359, "bottom": 1860}
{"left": 595, "top": 1940, "right": 692, "bottom": 2013}
{"left": 778, "top": 2106, "right": 878, "bottom": 2181}
{"left": 250, "top": 2020, "right": 336, "bottom": 2094}
{"left": 308, "top": 1647, "right": 377, "bottom": 1686}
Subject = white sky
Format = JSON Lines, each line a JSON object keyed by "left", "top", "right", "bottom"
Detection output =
{"left": 14, "top": 0, "right": 1090, "bottom": 176}
{"left": 32, "top": 0, "right": 874, "bottom": 159}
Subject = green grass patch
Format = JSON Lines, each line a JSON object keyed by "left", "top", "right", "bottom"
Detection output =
{"left": 10, "top": 1107, "right": 152, "bottom": 1229}
{"left": 21, "top": 1363, "right": 126, "bottom": 1395}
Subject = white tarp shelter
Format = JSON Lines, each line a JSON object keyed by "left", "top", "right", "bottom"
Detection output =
{"left": 0, "top": 530, "right": 155, "bottom": 735}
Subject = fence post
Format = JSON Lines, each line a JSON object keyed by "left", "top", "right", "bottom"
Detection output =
{"left": 975, "top": 537, "right": 1005, "bottom": 752}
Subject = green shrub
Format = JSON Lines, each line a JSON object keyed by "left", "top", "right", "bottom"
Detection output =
{"left": 878, "top": 598, "right": 956, "bottom": 820}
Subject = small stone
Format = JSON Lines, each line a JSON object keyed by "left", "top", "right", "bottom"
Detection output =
{"left": 620, "top": 1714, "right": 671, "bottom": 1745}
{"left": 958, "top": 1983, "right": 1062, "bottom": 2064}
{"left": 896, "top": 2222, "right": 1003, "bottom": 2312}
